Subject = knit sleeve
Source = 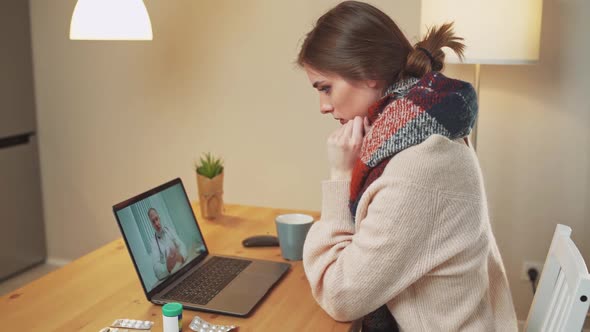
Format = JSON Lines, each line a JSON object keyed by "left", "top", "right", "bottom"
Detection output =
{"left": 302, "top": 178, "right": 440, "bottom": 322}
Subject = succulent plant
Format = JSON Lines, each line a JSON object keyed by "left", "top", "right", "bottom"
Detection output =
{"left": 195, "top": 153, "right": 224, "bottom": 179}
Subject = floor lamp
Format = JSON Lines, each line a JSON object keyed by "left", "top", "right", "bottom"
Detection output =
{"left": 420, "top": 0, "right": 543, "bottom": 151}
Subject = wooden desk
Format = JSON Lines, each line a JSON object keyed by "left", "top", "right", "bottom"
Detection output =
{"left": 0, "top": 204, "right": 351, "bottom": 331}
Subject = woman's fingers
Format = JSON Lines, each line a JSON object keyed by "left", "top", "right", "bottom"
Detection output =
{"left": 351, "top": 116, "right": 364, "bottom": 144}
{"left": 325, "top": 117, "right": 367, "bottom": 181}
{"left": 364, "top": 117, "right": 371, "bottom": 134}
{"left": 340, "top": 119, "right": 353, "bottom": 140}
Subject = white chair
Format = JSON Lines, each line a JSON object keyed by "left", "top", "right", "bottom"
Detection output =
{"left": 524, "top": 224, "right": 590, "bottom": 332}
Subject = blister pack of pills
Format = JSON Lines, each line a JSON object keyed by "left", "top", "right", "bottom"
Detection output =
{"left": 111, "top": 319, "right": 153, "bottom": 329}
{"left": 189, "top": 315, "right": 238, "bottom": 331}
{"left": 98, "top": 319, "right": 154, "bottom": 331}
{"left": 99, "top": 328, "right": 151, "bottom": 332}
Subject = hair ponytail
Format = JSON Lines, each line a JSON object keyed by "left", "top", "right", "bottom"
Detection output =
{"left": 403, "top": 22, "right": 465, "bottom": 78}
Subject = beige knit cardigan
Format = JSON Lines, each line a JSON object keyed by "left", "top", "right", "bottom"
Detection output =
{"left": 303, "top": 135, "right": 518, "bottom": 331}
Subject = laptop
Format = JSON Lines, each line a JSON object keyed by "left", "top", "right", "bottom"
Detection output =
{"left": 113, "top": 178, "right": 290, "bottom": 317}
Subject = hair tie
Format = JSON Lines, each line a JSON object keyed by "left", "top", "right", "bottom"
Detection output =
{"left": 417, "top": 47, "right": 436, "bottom": 68}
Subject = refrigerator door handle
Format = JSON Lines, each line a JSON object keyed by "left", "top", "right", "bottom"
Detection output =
{"left": 0, "top": 132, "right": 35, "bottom": 150}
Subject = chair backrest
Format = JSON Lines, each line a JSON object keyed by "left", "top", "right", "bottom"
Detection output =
{"left": 524, "top": 224, "right": 590, "bottom": 332}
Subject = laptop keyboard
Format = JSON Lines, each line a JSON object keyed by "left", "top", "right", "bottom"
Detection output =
{"left": 165, "top": 256, "right": 252, "bottom": 305}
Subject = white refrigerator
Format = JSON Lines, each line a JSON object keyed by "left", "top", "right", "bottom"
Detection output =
{"left": 0, "top": 0, "right": 47, "bottom": 280}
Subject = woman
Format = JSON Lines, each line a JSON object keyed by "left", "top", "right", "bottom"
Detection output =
{"left": 298, "top": 2, "right": 517, "bottom": 331}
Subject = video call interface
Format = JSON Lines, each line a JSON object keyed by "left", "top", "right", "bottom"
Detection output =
{"left": 116, "top": 183, "right": 206, "bottom": 292}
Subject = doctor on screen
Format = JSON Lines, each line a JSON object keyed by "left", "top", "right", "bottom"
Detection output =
{"left": 147, "top": 207, "right": 187, "bottom": 280}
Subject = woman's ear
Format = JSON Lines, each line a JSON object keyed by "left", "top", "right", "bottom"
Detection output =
{"left": 366, "top": 80, "right": 379, "bottom": 88}
{"left": 365, "top": 79, "right": 386, "bottom": 90}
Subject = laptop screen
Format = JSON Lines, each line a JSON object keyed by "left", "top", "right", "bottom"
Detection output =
{"left": 114, "top": 181, "right": 207, "bottom": 293}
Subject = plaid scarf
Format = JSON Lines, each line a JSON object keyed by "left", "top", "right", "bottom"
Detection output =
{"left": 349, "top": 72, "right": 478, "bottom": 219}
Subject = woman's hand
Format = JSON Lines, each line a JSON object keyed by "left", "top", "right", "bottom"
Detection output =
{"left": 327, "top": 116, "right": 368, "bottom": 181}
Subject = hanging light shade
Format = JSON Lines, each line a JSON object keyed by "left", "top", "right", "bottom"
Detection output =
{"left": 70, "top": 0, "right": 153, "bottom": 40}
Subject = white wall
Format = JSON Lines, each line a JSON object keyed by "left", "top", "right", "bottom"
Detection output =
{"left": 29, "top": 0, "right": 589, "bottom": 321}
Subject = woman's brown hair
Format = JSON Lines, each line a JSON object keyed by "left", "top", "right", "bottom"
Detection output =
{"left": 297, "top": 1, "right": 466, "bottom": 88}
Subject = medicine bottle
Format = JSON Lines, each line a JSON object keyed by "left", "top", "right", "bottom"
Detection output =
{"left": 162, "top": 302, "right": 183, "bottom": 332}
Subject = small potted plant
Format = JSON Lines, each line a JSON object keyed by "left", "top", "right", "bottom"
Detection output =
{"left": 195, "top": 153, "right": 224, "bottom": 219}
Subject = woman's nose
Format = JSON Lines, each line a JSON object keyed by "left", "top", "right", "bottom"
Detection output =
{"left": 320, "top": 103, "right": 333, "bottom": 114}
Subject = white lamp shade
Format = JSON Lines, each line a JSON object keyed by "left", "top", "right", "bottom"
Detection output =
{"left": 420, "top": 0, "right": 543, "bottom": 64}
{"left": 70, "top": 0, "right": 153, "bottom": 40}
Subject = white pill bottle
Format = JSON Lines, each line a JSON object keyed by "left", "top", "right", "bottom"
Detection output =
{"left": 162, "top": 302, "right": 183, "bottom": 332}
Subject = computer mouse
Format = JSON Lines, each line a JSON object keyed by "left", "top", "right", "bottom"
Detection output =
{"left": 242, "top": 235, "right": 279, "bottom": 247}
